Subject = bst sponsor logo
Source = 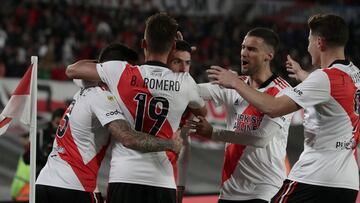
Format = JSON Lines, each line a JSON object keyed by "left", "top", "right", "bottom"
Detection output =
{"left": 106, "top": 109, "right": 122, "bottom": 116}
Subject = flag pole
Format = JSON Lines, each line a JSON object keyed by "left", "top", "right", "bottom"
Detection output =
{"left": 29, "top": 56, "right": 38, "bottom": 203}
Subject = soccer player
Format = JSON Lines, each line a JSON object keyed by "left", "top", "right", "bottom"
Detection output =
{"left": 207, "top": 14, "right": 360, "bottom": 203}
{"left": 187, "top": 27, "right": 293, "bottom": 203}
{"left": 168, "top": 39, "right": 193, "bottom": 203}
{"left": 35, "top": 43, "right": 183, "bottom": 203}
{"left": 168, "top": 40, "right": 192, "bottom": 73}
{"left": 66, "top": 13, "right": 207, "bottom": 203}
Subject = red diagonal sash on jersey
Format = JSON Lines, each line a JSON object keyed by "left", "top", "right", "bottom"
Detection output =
{"left": 117, "top": 64, "right": 174, "bottom": 139}
{"left": 222, "top": 86, "right": 280, "bottom": 184}
{"left": 0, "top": 118, "right": 12, "bottom": 128}
{"left": 222, "top": 144, "right": 246, "bottom": 183}
{"left": 323, "top": 69, "right": 359, "bottom": 160}
{"left": 117, "top": 64, "right": 177, "bottom": 176}
{"left": 323, "top": 69, "right": 359, "bottom": 135}
{"left": 56, "top": 108, "right": 110, "bottom": 192}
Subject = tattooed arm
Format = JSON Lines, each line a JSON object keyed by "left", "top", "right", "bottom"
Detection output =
{"left": 106, "top": 119, "right": 183, "bottom": 153}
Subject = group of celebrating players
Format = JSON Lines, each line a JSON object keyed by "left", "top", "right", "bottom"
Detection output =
{"left": 35, "top": 11, "right": 360, "bottom": 203}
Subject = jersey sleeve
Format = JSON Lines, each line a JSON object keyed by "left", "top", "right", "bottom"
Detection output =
{"left": 184, "top": 74, "right": 205, "bottom": 109}
{"left": 212, "top": 115, "right": 282, "bottom": 147}
{"left": 283, "top": 69, "right": 331, "bottom": 109}
{"left": 198, "top": 83, "right": 236, "bottom": 106}
{"left": 268, "top": 87, "right": 294, "bottom": 128}
{"left": 88, "top": 88, "right": 125, "bottom": 126}
{"left": 96, "top": 61, "right": 127, "bottom": 88}
{"left": 268, "top": 111, "right": 294, "bottom": 129}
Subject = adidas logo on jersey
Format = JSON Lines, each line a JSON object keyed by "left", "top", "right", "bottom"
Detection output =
{"left": 234, "top": 99, "right": 240, "bottom": 106}
{"left": 106, "top": 109, "right": 122, "bottom": 116}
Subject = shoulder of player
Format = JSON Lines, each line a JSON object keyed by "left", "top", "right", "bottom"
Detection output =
{"left": 324, "top": 61, "right": 360, "bottom": 76}
{"left": 158, "top": 70, "right": 193, "bottom": 81}
{"left": 272, "top": 76, "right": 291, "bottom": 90}
{"left": 98, "top": 60, "right": 129, "bottom": 71}
{"left": 79, "top": 86, "right": 113, "bottom": 99}
{"left": 85, "top": 88, "right": 117, "bottom": 109}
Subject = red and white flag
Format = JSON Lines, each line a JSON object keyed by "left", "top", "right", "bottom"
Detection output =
{"left": 0, "top": 64, "right": 34, "bottom": 135}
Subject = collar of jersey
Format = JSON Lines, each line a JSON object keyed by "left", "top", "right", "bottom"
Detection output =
{"left": 328, "top": 59, "right": 350, "bottom": 68}
{"left": 248, "top": 74, "right": 277, "bottom": 89}
{"left": 143, "top": 60, "right": 170, "bottom": 69}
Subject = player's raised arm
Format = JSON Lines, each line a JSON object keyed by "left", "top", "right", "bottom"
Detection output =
{"left": 185, "top": 75, "right": 207, "bottom": 117}
{"left": 207, "top": 66, "right": 299, "bottom": 118}
{"left": 286, "top": 55, "right": 309, "bottom": 82}
{"left": 186, "top": 116, "right": 281, "bottom": 148}
{"left": 66, "top": 59, "right": 101, "bottom": 82}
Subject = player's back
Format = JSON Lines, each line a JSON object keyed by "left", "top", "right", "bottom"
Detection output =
{"left": 287, "top": 60, "right": 360, "bottom": 190}
{"left": 36, "top": 87, "right": 118, "bottom": 192}
{"left": 96, "top": 61, "right": 205, "bottom": 189}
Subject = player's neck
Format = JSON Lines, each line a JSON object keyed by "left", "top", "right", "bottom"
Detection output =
{"left": 249, "top": 67, "right": 273, "bottom": 89}
{"left": 320, "top": 47, "right": 345, "bottom": 68}
{"left": 145, "top": 52, "right": 169, "bottom": 65}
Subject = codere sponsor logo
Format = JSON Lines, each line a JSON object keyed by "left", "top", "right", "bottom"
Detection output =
{"left": 106, "top": 109, "right": 122, "bottom": 116}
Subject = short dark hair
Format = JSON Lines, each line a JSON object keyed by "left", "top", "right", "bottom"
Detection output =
{"left": 98, "top": 43, "right": 139, "bottom": 63}
{"left": 145, "top": 12, "right": 178, "bottom": 54}
{"left": 52, "top": 108, "right": 65, "bottom": 121}
{"left": 246, "top": 27, "right": 280, "bottom": 53}
{"left": 308, "top": 14, "right": 348, "bottom": 47}
{"left": 175, "top": 40, "right": 191, "bottom": 54}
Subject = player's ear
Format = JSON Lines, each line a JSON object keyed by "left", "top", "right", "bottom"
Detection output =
{"left": 318, "top": 36, "right": 326, "bottom": 51}
{"left": 265, "top": 52, "right": 274, "bottom": 62}
{"left": 141, "top": 39, "right": 147, "bottom": 49}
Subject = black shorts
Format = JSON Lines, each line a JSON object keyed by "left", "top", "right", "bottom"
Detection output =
{"left": 107, "top": 182, "right": 176, "bottom": 203}
{"left": 36, "top": 184, "right": 104, "bottom": 203}
{"left": 271, "top": 179, "right": 358, "bottom": 203}
{"left": 218, "top": 199, "right": 268, "bottom": 203}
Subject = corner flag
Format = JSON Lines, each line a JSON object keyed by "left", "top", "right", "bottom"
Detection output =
{"left": 0, "top": 63, "right": 34, "bottom": 135}
{"left": 0, "top": 56, "right": 38, "bottom": 203}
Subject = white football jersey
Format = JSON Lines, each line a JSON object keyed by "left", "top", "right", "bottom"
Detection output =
{"left": 199, "top": 75, "right": 293, "bottom": 201}
{"left": 284, "top": 60, "right": 360, "bottom": 190}
{"left": 96, "top": 60, "right": 205, "bottom": 189}
{"left": 36, "top": 86, "right": 124, "bottom": 192}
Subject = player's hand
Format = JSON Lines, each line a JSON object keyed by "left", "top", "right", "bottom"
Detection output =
{"left": 176, "top": 31, "right": 184, "bottom": 40}
{"left": 285, "top": 55, "right": 308, "bottom": 82}
{"left": 185, "top": 116, "right": 213, "bottom": 139}
{"left": 171, "top": 129, "right": 183, "bottom": 154}
{"left": 177, "top": 185, "right": 185, "bottom": 203}
{"left": 207, "top": 66, "right": 239, "bottom": 89}
{"left": 176, "top": 31, "right": 197, "bottom": 53}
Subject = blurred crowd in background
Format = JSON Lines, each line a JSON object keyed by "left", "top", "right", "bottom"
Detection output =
{"left": 0, "top": 0, "right": 359, "bottom": 86}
